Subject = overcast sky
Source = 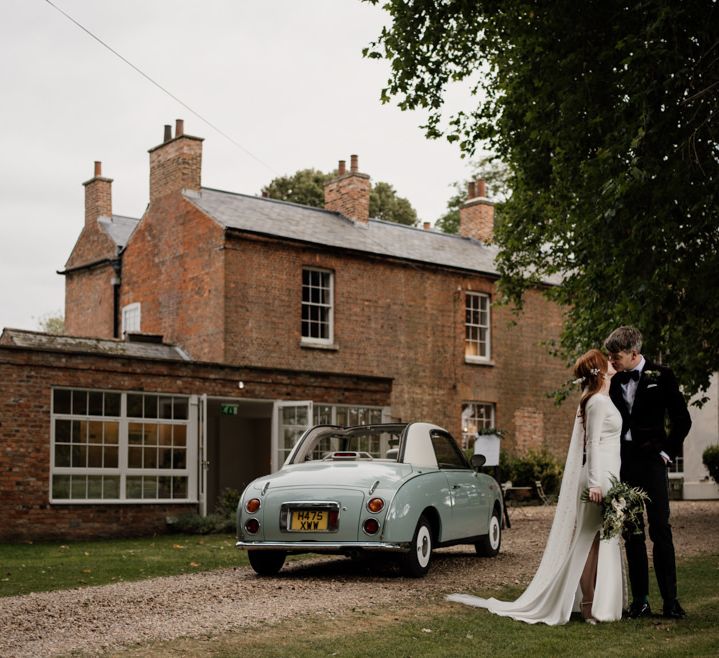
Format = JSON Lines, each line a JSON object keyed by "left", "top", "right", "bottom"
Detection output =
{"left": 0, "top": 0, "right": 478, "bottom": 332}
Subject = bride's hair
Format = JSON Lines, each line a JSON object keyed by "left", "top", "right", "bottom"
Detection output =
{"left": 574, "top": 348, "right": 608, "bottom": 429}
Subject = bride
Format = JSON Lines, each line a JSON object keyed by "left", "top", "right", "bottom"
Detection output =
{"left": 448, "top": 349, "right": 624, "bottom": 624}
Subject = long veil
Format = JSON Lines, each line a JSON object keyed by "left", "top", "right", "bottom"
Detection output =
{"left": 447, "top": 409, "right": 585, "bottom": 614}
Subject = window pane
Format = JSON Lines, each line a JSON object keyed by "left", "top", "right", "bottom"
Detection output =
{"left": 103, "top": 476, "right": 120, "bottom": 499}
{"left": 53, "top": 389, "right": 71, "bottom": 414}
{"left": 72, "top": 390, "right": 88, "bottom": 415}
{"left": 143, "top": 424, "right": 158, "bottom": 446}
{"left": 55, "top": 444, "right": 71, "bottom": 467}
{"left": 104, "top": 446, "right": 118, "bottom": 468}
{"left": 88, "top": 421, "right": 103, "bottom": 444}
{"left": 55, "top": 419, "right": 71, "bottom": 443}
{"left": 159, "top": 425, "right": 172, "bottom": 446}
{"left": 126, "top": 476, "right": 142, "bottom": 499}
{"left": 172, "top": 449, "right": 186, "bottom": 469}
{"left": 158, "top": 477, "right": 172, "bottom": 499}
{"left": 128, "top": 423, "right": 143, "bottom": 445}
{"left": 71, "top": 445, "right": 87, "bottom": 467}
{"left": 52, "top": 475, "right": 70, "bottom": 499}
{"left": 105, "top": 393, "right": 121, "bottom": 417}
{"left": 104, "top": 422, "right": 119, "bottom": 445}
{"left": 88, "top": 446, "right": 103, "bottom": 468}
{"left": 159, "top": 448, "right": 172, "bottom": 469}
{"left": 88, "top": 392, "right": 104, "bottom": 416}
{"left": 173, "top": 425, "right": 186, "bottom": 447}
{"left": 172, "top": 477, "right": 188, "bottom": 499}
{"left": 142, "top": 477, "right": 157, "bottom": 499}
{"left": 145, "top": 395, "right": 158, "bottom": 419}
{"left": 173, "top": 397, "right": 188, "bottom": 420}
{"left": 127, "top": 394, "right": 143, "bottom": 418}
{"left": 88, "top": 476, "right": 103, "bottom": 499}
{"left": 71, "top": 476, "right": 86, "bottom": 499}
{"left": 144, "top": 447, "right": 157, "bottom": 469}
{"left": 159, "top": 397, "right": 173, "bottom": 420}
{"left": 128, "top": 447, "right": 142, "bottom": 468}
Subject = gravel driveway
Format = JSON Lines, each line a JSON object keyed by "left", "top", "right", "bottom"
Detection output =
{"left": 1, "top": 500, "right": 716, "bottom": 657}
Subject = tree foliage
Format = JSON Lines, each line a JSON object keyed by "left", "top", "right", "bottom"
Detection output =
{"left": 365, "top": 0, "right": 719, "bottom": 401}
{"left": 261, "top": 169, "right": 418, "bottom": 226}
{"left": 36, "top": 311, "right": 64, "bottom": 334}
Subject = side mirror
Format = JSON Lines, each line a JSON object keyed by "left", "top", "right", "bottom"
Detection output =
{"left": 471, "top": 454, "right": 486, "bottom": 471}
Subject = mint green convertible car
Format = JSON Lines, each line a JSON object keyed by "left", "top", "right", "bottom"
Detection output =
{"left": 236, "top": 422, "right": 503, "bottom": 577}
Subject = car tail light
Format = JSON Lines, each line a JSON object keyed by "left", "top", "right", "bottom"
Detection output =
{"left": 367, "top": 497, "right": 384, "bottom": 513}
{"left": 244, "top": 518, "right": 260, "bottom": 534}
{"left": 363, "top": 518, "right": 380, "bottom": 535}
{"left": 246, "top": 498, "right": 261, "bottom": 513}
{"left": 328, "top": 509, "right": 339, "bottom": 531}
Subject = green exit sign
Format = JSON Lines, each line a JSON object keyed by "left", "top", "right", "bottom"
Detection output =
{"left": 220, "top": 403, "right": 238, "bottom": 416}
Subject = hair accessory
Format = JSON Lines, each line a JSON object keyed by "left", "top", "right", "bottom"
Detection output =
{"left": 590, "top": 368, "right": 600, "bottom": 376}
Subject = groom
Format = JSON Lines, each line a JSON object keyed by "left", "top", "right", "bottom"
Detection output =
{"left": 605, "top": 326, "right": 692, "bottom": 619}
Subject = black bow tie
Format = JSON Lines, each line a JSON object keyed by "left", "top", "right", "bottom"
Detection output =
{"left": 617, "top": 370, "right": 641, "bottom": 384}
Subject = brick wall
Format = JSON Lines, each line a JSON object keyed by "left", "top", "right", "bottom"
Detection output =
{"left": 222, "top": 233, "right": 575, "bottom": 453}
{"left": 120, "top": 195, "right": 226, "bottom": 362}
{"left": 0, "top": 345, "right": 390, "bottom": 540}
{"left": 64, "top": 266, "right": 116, "bottom": 338}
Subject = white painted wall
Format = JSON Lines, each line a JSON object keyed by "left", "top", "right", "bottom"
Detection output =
{"left": 684, "top": 373, "right": 719, "bottom": 500}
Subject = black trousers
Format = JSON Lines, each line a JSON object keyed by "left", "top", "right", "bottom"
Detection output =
{"left": 620, "top": 449, "right": 677, "bottom": 604}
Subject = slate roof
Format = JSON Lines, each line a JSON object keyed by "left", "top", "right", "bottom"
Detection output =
{"left": 187, "top": 188, "right": 502, "bottom": 277}
{"left": 98, "top": 214, "right": 139, "bottom": 249}
{"left": 0, "top": 329, "right": 190, "bottom": 361}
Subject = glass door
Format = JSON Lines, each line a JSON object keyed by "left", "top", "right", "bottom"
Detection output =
{"left": 272, "top": 401, "right": 313, "bottom": 472}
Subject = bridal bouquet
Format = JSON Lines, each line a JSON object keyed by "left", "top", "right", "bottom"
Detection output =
{"left": 581, "top": 475, "right": 650, "bottom": 540}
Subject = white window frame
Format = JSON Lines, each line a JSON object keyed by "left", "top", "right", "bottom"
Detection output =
{"left": 460, "top": 402, "right": 496, "bottom": 450}
{"left": 301, "top": 267, "right": 334, "bottom": 346}
{"left": 465, "top": 292, "right": 491, "bottom": 362}
{"left": 121, "top": 302, "right": 141, "bottom": 335}
{"left": 50, "top": 387, "right": 196, "bottom": 504}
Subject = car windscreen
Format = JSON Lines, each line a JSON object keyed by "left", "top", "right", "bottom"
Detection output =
{"left": 290, "top": 425, "right": 406, "bottom": 464}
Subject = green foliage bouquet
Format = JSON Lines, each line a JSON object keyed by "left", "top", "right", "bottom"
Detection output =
{"left": 581, "top": 475, "right": 650, "bottom": 540}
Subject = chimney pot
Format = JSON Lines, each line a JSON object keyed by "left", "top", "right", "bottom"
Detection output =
{"left": 163, "top": 124, "right": 172, "bottom": 142}
{"left": 175, "top": 119, "right": 184, "bottom": 137}
{"left": 94, "top": 161, "right": 102, "bottom": 177}
{"left": 477, "top": 178, "right": 487, "bottom": 198}
{"left": 467, "top": 181, "right": 476, "bottom": 199}
{"left": 423, "top": 222, "right": 431, "bottom": 231}
{"left": 350, "top": 154, "right": 358, "bottom": 173}
{"left": 338, "top": 160, "right": 346, "bottom": 176}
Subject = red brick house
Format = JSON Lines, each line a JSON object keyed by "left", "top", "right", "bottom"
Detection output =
{"left": 0, "top": 120, "right": 572, "bottom": 540}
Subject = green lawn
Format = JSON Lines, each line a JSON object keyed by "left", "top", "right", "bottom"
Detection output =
{"left": 0, "top": 533, "right": 246, "bottom": 597}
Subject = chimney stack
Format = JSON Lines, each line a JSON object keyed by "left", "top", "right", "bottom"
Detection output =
{"left": 459, "top": 177, "right": 495, "bottom": 243}
{"left": 149, "top": 119, "right": 204, "bottom": 202}
{"left": 324, "top": 154, "right": 371, "bottom": 224}
{"left": 82, "top": 160, "right": 113, "bottom": 227}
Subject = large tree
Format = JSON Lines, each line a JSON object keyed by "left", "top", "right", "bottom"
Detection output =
{"left": 262, "top": 169, "right": 418, "bottom": 226}
{"left": 365, "top": 0, "right": 719, "bottom": 400}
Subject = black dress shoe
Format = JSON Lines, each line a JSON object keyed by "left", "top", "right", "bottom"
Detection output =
{"left": 662, "top": 600, "right": 687, "bottom": 619}
{"left": 626, "top": 601, "right": 652, "bottom": 618}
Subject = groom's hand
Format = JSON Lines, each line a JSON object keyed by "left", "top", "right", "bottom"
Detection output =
{"left": 588, "top": 486, "right": 603, "bottom": 504}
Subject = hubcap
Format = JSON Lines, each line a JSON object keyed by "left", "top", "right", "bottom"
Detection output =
{"left": 490, "top": 517, "right": 500, "bottom": 549}
{"left": 416, "top": 526, "right": 431, "bottom": 567}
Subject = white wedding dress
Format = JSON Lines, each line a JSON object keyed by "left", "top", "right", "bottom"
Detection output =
{"left": 448, "top": 394, "right": 624, "bottom": 624}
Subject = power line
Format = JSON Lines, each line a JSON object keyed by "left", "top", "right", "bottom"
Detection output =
{"left": 43, "top": 0, "right": 279, "bottom": 176}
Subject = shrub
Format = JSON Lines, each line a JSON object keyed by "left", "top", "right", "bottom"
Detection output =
{"left": 510, "top": 449, "right": 563, "bottom": 497}
{"left": 703, "top": 445, "right": 719, "bottom": 483}
{"left": 168, "top": 487, "right": 241, "bottom": 535}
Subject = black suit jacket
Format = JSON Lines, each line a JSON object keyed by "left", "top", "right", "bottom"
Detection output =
{"left": 609, "top": 360, "right": 692, "bottom": 461}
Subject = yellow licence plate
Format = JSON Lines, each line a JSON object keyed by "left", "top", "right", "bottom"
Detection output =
{"left": 290, "top": 510, "right": 328, "bottom": 531}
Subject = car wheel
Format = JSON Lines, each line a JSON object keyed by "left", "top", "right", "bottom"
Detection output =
{"left": 475, "top": 506, "right": 502, "bottom": 557}
{"left": 248, "top": 549, "right": 286, "bottom": 575}
{"left": 399, "top": 515, "right": 433, "bottom": 577}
